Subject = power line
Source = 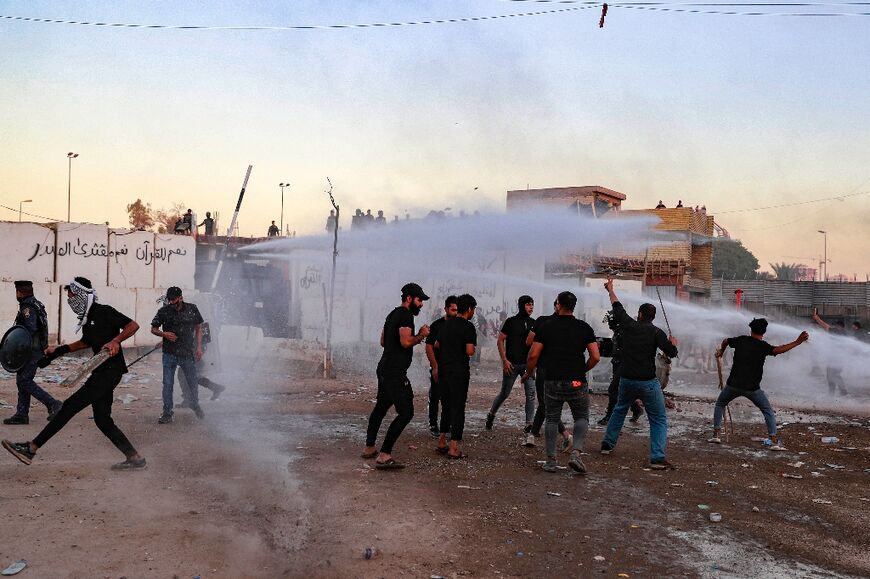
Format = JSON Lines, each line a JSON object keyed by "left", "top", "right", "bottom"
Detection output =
{"left": 716, "top": 189, "right": 870, "bottom": 214}
{"left": 0, "top": 204, "right": 64, "bottom": 222}
{"left": 0, "top": 6, "right": 596, "bottom": 31}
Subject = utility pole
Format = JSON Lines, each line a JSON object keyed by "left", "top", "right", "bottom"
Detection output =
{"left": 324, "top": 178, "right": 340, "bottom": 379}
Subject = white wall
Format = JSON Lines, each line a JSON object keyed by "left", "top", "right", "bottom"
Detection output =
{"left": 108, "top": 230, "right": 156, "bottom": 288}
{"left": 0, "top": 223, "right": 56, "bottom": 283}
{"left": 55, "top": 222, "right": 110, "bottom": 287}
{"left": 154, "top": 234, "right": 196, "bottom": 289}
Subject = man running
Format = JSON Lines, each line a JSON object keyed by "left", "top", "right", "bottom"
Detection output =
{"left": 435, "top": 294, "right": 477, "bottom": 460}
{"left": 486, "top": 296, "right": 536, "bottom": 442}
{"left": 2, "top": 277, "right": 146, "bottom": 470}
{"left": 600, "top": 278, "right": 679, "bottom": 470}
{"left": 363, "top": 283, "right": 430, "bottom": 470}
{"left": 3, "top": 281, "right": 62, "bottom": 425}
{"left": 151, "top": 286, "right": 205, "bottom": 423}
{"left": 522, "top": 291, "right": 599, "bottom": 473}
{"left": 708, "top": 318, "right": 808, "bottom": 450}
{"left": 425, "top": 295, "right": 458, "bottom": 437}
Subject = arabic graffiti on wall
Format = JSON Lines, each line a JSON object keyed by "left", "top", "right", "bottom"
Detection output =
{"left": 28, "top": 238, "right": 188, "bottom": 265}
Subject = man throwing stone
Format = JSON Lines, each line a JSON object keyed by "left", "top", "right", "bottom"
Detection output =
{"left": 600, "top": 278, "right": 678, "bottom": 470}
{"left": 708, "top": 318, "right": 808, "bottom": 450}
{"left": 522, "top": 291, "right": 599, "bottom": 473}
{"left": 2, "top": 277, "right": 146, "bottom": 470}
{"left": 151, "top": 286, "right": 205, "bottom": 423}
{"left": 363, "top": 283, "right": 430, "bottom": 470}
{"left": 486, "top": 295, "right": 536, "bottom": 441}
{"left": 3, "top": 281, "right": 62, "bottom": 425}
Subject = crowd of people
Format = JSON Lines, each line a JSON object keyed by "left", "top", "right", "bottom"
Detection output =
{"left": 362, "top": 279, "right": 817, "bottom": 473}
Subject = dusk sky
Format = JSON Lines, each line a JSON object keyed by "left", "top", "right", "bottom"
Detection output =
{"left": 1, "top": 1, "right": 868, "bottom": 276}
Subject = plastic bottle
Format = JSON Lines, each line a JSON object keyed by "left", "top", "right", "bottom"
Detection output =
{"left": 821, "top": 436, "right": 839, "bottom": 444}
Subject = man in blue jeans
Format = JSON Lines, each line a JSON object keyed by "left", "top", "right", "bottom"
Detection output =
{"left": 151, "top": 286, "right": 205, "bottom": 423}
{"left": 486, "top": 295, "right": 536, "bottom": 442}
{"left": 709, "top": 318, "right": 808, "bottom": 450}
{"left": 600, "top": 278, "right": 679, "bottom": 469}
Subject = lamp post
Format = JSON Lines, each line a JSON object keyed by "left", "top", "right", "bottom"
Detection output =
{"left": 278, "top": 182, "right": 289, "bottom": 236}
{"left": 67, "top": 152, "right": 78, "bottom": 222}
{"left": 18, "top": 199, "right": 32, "bottom": 222}
{"left": 817, "top": 230, "right": 827, "bottom": 281}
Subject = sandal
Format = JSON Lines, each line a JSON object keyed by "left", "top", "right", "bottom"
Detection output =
{"left": 361, "top": 450, "right": 378, "bottom": 459}
{"left": 375, "top": 458, "right": 405, "bottom": 470}
{"left": 436, "top": 446, "right": 449, "bottom": 455}
{"left": 447, "top": 452, "right": 468, "bottom": 460}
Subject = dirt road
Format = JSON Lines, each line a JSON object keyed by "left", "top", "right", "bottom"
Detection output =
{"left": 1, "top": 356, "right": 868, "bottom": 578}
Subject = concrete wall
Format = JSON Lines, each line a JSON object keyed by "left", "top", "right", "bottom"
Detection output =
{"left": 55, "top": 222, "right": 110, "bottom": 286}
{"left": 0, "top": 223, "right": 55, "bottom": 283}
{"left": 108, "top": 229, "right": 156, "bottom": 288}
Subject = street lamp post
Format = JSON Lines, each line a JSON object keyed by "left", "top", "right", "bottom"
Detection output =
{"left": 817, "top": 230, "right": 827, "bottom": 281}
{"left": 278, "top": 182, "right": 289, "bottom": 236}
{"left": 67, "top": 152, "right": 78, "bottom": 222}
{"left": 18, "top": 199, "right": 32, "bottom": 222}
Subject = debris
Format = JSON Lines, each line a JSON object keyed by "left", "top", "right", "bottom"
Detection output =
{"left": 670, "top": 483, "right": 684, "bottom": 487}
{"left": 117, "top": 394, "right": 138, "bottom": 405}
{"left": 697, "top": 504, "right": 710, "bottom": 510}
{"left": 709, "top": 513, "right": 722, "bottom": 522}
{"left": 748, "top": 485, "right": 759, "bottom": 489}
{"left": 810, "top": 471, "right": 822, "bottom": 477}
{"left": 515, "top": 551, "right": 524, "bottom": 557}
{"left": 1, "top": 560, "right": 26, "bottom": 576}
{"left": 820, "top": 437, "right": 839, "bottom": 444}
{"left": 740, "top": 463, "right": 750, "bottom": 468}
{"left": 618, "top": 574, "right": 631, "bottom": 578}
{"left": 750, "top": 436, "right": 767, "bottom": 442}
{"left": 752, "top": 506, "right": 760, "bottom": 512}
{"left": 593, "top": 555, "right": 606, "bottom": 562}
{"left": 521, "top": 529, "right": 533, "bottom": 534}
{"left": 705, "top": 480, "right": 719, "bottom": 486}
{"left": 547, "top": 492, "right": 561, "bottom": 497}
{"left": 456, "top": 485, "right": 481, "bottom": 490}
{"left": 786, "top": 461, "right": 805, "bottom": 468}
{"left": 781, "top": 473, "right": 803, "bottom": 479}
{"left": 812, "top": 498, "right": 832, "bottom": 505}
{"left": 407, "top": 444, "right": 418, "bottom": 450}
{"left": 362, "top": 547, "right": 380, "bottom": 560}
{"left": 825, "top": 464, "right": 846, "bottom": 470}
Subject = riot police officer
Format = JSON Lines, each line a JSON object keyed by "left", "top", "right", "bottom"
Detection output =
{"left": 3, "top": 281, "right": 62, "bottom": 425}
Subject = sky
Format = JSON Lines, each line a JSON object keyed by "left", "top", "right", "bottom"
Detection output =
{"left": 0, "top": 1, "right": 868, "bottom": 277}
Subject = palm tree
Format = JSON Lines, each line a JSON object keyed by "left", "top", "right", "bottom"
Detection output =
{"left": 769, "top": 262, "right": 800, "bottom": 281}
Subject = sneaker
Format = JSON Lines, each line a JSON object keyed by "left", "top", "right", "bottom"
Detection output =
{"left": 629, "top": 407, "right": 644, "bottom": 423}
{"left": 430, "top": 425, "right": 440, "bottom": 438}
{"left": 597, "top": 416, "right": 610, "bottom": 426}
{"left": 600, "top": 445, "right": 613, "bottom": 455}
{"left": 47, "top": 401, "right": 63, "bottom": 422}
{"left": 523, "top": 433, "right": 536, "bottom": 447}
{"left": 157, "top": 413, "right": 173, "bottom": 424}
{"left": 541, "top": 458, "right": 558, "bottom": 473}
{"left": 2, "top": 415, "right": 29, "bottom": 425}
{"left": 485, "top": 413, "right": 495, "bottom": 431}
{"left": 2, "top": 440, "right": 35, "bottom": 465}
{"left": 650, "top": 458, "right": 676, "bottom": 470}
{"left": 209, "top": 383, "right": 226, "bottom": 401}
{"left": 561, "top": 434, "right": 573, "bottom": 453}
{"left": 191, "top": 404, "right": 205, "bottom": 420}
{"left": 111, "top": 457, "right": 147, "bottom": 470}
{"left": 707, "top": 437, "right": 722, "bottom": 444}
{"left": 568, "top": 451, "right": 587, "bottom": 474}
{"left": 768, "top": 443, "right": 787, "bottom": 452}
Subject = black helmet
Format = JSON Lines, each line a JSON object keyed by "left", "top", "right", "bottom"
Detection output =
{"left": 0, "top": 325, "right": 33, "bottom": 372}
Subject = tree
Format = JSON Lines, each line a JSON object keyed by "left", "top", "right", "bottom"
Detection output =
{"left": 126, "top": 198, "right": 155, "bottom": 231}
{"left": 154, "top": 202, "right": 186, "bottom": 234}
{"left": 770, "top": 262, "right": 800, "bottom": 281}
{"left": 712, "top": 239, "right": 760, "bottom": 280}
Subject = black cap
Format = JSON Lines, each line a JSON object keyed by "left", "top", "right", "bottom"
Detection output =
{"left": 166, "top": 286, "right": 183, "bottom": 299}
{"left": 14, "top": 280, "right": 33, "bottom": 291}
{"left": 64, "top": 276, "right": 93, "bottom": 290}
{"left": 401, "top": 283, "right": 429, "bottom": 301}
{"left": 517, "top": 295, "right": 533, "bottom": 309}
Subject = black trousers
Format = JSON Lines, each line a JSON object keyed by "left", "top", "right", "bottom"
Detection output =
{"left": 33, "top": 369, "right": 137, "bottom": 457}
{"left": 530, "top": 367, "right": 565, "bottom": 436}
{"left": 365, "top": 373, "right": 414, "bottom": 454}
{"left": 428, "top": 369, "right": 441, "bottom": 428}
{"left": 439, "top": 367, "right": 470, "bottom": 441}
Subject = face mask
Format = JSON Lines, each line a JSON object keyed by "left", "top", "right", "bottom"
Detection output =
{"left": 67, "top": 280, "right": 96, "bottom": 333}
{"left": 68, "top": 292, "right": 89, "bottom": 317}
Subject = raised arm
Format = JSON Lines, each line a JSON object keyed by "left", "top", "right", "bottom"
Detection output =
{"left": 812, "top": 308, "right": 830, "bottom": 332}
{"left": 772, "top": 331, "right": 809, "bottom": 355}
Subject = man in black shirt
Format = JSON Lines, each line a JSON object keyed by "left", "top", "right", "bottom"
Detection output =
{"left": 709, "top": 318, "right": 808, "bottom": 450}
{"left": 597, "top": 308, "right": 644, "bottom": 426}
{"left": 198, "top": 211, "right": 215, "bottom": 236}
{"left": 268, "top": 221, "right": 280, "bottom": 237}
{"left": 2, "top": 277, "right": 146, "bottom": 470}
{"left": 434, "top": 294, "right": 477, "bottom": 459}
{"left": 363, "top": 283, "right": 431, "bottom": 469}
{"left": 151, "top": 286, "right": 205, "bottom": 423}
{"left": 4, "top": 280, "right": 62, "bottom": 425}
{"left": 523, "top": 301, "right": 570, "bottom": 449}
{"left": 486, "top": 296, "right": 536, "bottom": 440}
{"left": 600, "top": 278, "right": 679, "bottom": 470}
{"left": 812, "top": 309, "right": 848, "bottom": 395}
{"left": 425, "top": 295, "right": 459, "bottom": 437}
{"left": 522, "top": 291, "right": 599, "bottom": 473}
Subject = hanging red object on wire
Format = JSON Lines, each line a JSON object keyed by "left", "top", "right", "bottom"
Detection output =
{"left": 599, "top": 3, "right": 608, "bottom": 28}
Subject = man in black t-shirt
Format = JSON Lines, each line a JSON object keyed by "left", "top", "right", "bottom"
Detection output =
{"left": 812, "top": 309, "right": 848, "bottom": 396}
{"left": 363, "top": 283, "right": 431, "bottom": 470}
{"left": 523, "top": 301, "right": 569, "bottom": 449}
{"left": 522, "top": 291, "right": 599, "bottom": 474}
{"left": 709, "top": 318, "right": 808, "bottom": 450}
{"left": 485, "top": 295, "right": 537, "bottom": 440}
{"left": 2, "top": 277, "right": 146, "bottom": 470}
{"left": 434, "top": 294, "right": 477, "bottom": 460}
{"left": 424, "top": 295, "right": 459, "bottom": 437}
{"left": 151, "top": 286, "right": 205, "bottom": 423}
